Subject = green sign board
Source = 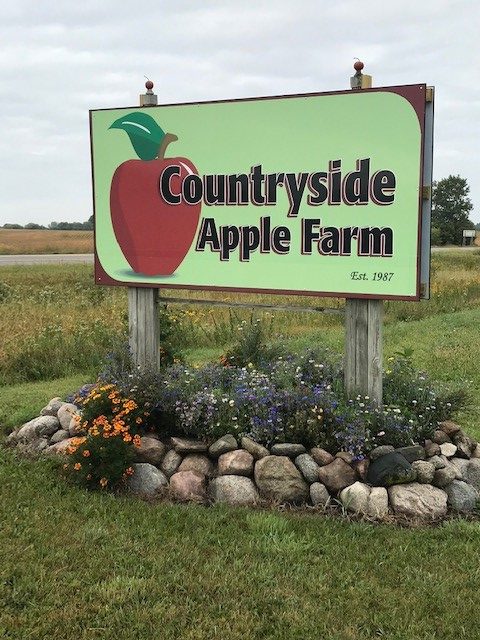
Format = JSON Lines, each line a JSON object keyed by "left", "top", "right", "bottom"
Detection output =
{"left": 90, "top": 85, "right": 428, "bottom": 299}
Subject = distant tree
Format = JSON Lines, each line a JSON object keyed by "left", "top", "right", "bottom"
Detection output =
{"left": 475, "top": 222, "right": 480, "bottom": 231}
{"left": 48, "top": 220, "right": 94, "bottom": 230}
{"left": 2, "top": 223, "right": 24, "bottom": 229}
{"left": 24, "top": 222, "right": 46, "bottom": 230}
{"left": 431, "top": 175, "right": 474, "bottom": 245}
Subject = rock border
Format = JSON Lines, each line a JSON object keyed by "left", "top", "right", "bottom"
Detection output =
{"left": 5, "top": 400, "right": 480, "bottom": 522}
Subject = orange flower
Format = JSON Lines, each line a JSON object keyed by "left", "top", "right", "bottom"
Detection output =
{"left": 63, "top": 463, "right": 69, "bottom": 470}
{"left": 133, "top": 435, "right": 141, "bottom": 447}
{"left": 99, "top": 477, "right": 108, "bottom": 488}
{"left": 135, "top": 417, "right": 143, "bottom": 425}
{"left": 73, "top": 462, "right": 82, "bottom": 471}
{"left": 123, "top": 434, "right": 132, "bottom": 443}
{"left": 125, "top": 467, "right": 134, "bottom": 476}
{"left": 82, "top": 450, "right": 91, "bottom": 457}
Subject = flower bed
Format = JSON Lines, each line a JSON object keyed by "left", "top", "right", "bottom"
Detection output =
{"left": 5, "top": 348, "right": 479, "bottom": 522}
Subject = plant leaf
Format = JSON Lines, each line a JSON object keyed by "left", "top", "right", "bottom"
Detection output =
{"left": 109, "top": 112, "right": 166, "bottom": 160}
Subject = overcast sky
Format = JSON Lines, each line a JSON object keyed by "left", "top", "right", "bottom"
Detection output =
{"left": 1, "top": 0, "right": 479, "bottom": 225}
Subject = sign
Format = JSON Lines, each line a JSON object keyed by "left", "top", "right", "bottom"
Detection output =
{"left": 90, "top": 85, "right": 429, "bottom": 300}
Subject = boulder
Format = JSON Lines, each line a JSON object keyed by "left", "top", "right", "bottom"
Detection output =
{"left": 438, "top": 420, "right": 462, "bottom": 437}
{"left": 440, "top": 443, "right": 457, "bottom": 458}
{"left": 57, "top": 404, "right": 79, "bottom": 431}
{"left": 40, "top": 397, "right": 65, "bottom": 416}
{"left": 310, "top": 483, "right": 330, "bottom": 507}
{"left": 411, "top": 460, "right": 435, "bottom": 484}
{"left": 388, "top": 483, "right": 447, "bottom": 520}
{"left": 335, "top": 451, "right": 354, "bottom": 464}
{"left": 424, "top": 440, "right": 441, "bottom": 457}
{"left": 178, "top": 454, "right": 214, "bottom": 477}
{"left": 429, "top": 455, "right": 447, "bottom": 470}
{"left": 352, "top": 458, "right": 369, "bottom": 481}
{"left": 317, "top": 458, "right": 357, "bottom": 494}
{"left": 169, "top": 471, "right": 207, "bottom": 503}
{"left": 161, "top": 449, "right": 183, "bottom": 478}
{"left": 17, "top": 416, "right": 60, "bottom": 442}
{"left": 446, "top": 480, "right": 478, "bottom": 512}
{"left": 209, "top": 476, "right": 259, "bottom": 506}
{"left": 395, "top": 445, "right": 426, "bottom": 463}
{"left": 126, "top": 463, "right": 168, "bottom": 496}
{"left": 367, "top": 452, "right": 415, "bottom": 488}
{"left": 471, "top": 445, "right": 480, "bottom": 459}
{"left": 46, "top": 437, "right": 78, "bottom": 456}
{"left": 432, "top": 466, "right": 456, "bottom": 489}
{"left": 270, "top": 443, "right": 306, "bottom": 457}
{"left": 452, "top": 432, "right": 476, "bottom": 459}
{"left": 369, "top": 445, "right": 394, "bottom": 461}
{"left": 50, "top": 429, "right": 70, "bottom": 445}
{"left": 254, "top": 456, "right": 309, "bottom": 504}
{"left": 294, "top": 454, "right": 320, "bottom": 483}
{"left": 449, "top": 457, "right": 469, "bottom": 479}
{"left": 461, "top": 459, "right": 480, "bottom": 495}
{"left": 241, "top": 437, "right": 269, "bottom": 460}
{"left": 135, "top": 437, "right": 166, "bottom": 466}
{"left": 433, "top": 430, "right": 450, "bottom": 445}
{"left": 310, "top": 447, "right": 334, "bottom": 466}
{"left": 218, "top": 450, "right": 253, "bottom": 476}
{"left": 340, "top": 482, "right": 388, "bottom": 519}
{"left": 208, "top": 434, "right": 238, "bottom": 458}
{"left": 170, "top": 437, "right": 208, "bottom": 454}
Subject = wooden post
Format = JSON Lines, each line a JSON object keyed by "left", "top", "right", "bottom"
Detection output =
{"left": 344, "top": 61, "right": 383, "bottom": 405}
{"left": 128, "top": 80, "right": 161, "bottom": 371}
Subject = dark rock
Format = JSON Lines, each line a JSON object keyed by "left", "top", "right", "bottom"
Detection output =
{"left": 310, "top": 447, "right": 334, "bottom": 466}
{"left": 209, "top": 476, "right": 259, "bottom": 506}
{"left": 424, "top": 440, "right": 441, "bottom": 457}
{"left": 254, "top": 456, "right": 309, "bottom": 504}
{"left": 367, "top": 452, "right": 415, "bottom": 488}
{"left": 352, "top": 458, "right": 369, "bottom": 481}
{"left": 335, "top": 451, "right": 354, "bottom": 464}
{"left": 433, "top": 466, "right": 456, "bottom": 489}
{"left": 317, "top": 458, "right": 357, "bottom": 494}
{"left": 452, "top": 432, "right": 476, "bottom": 459}
{"left": 446, "top": 480, "right": 478, "bottom": 512}
{"left": 395, "top": 445, "right": 426, "bottom": 463}
{"left": 208, "top": 434, "right": 238, "bottom": 458}
{"left": 270, "top": 443, "right": 306, "bottom": 457}
{"left": 241, "top": 437, "right": 269, "bottom": 460}
{"left": 369, "top": 445, "right": 394, "bottom": 461}
{"left": 170, "top": 437, "right": 208, "bottom": 454}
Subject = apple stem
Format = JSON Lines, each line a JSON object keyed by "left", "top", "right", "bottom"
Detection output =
{"left": 157, "top": 133, "right": 178, "bottom": 160}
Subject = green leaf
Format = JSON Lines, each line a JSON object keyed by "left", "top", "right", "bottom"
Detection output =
{"left": 109, "top": 112, "right": 166, "bottom": 160}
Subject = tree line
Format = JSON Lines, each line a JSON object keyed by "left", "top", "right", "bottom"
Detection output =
{"left": 2, "top": 216, "right": 94, "bottom": 231}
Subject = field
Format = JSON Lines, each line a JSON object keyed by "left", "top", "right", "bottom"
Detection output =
{"left": 1, "top": 250, "right": 480, "bottom": 638}
{"left": 0, "top": 229, "right": 93, "bottom": 255}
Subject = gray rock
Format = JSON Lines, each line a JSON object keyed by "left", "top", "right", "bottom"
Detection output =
{"left": 208, "top": 434, "right": 238, "bottom": 458}
{"left": 429, "top": 455, "right": 447, "bottom": 470}
{"left": 440, "top": 443, "right": 457, "bottom": 458}
{"left": 50, "top": 429, "right": 70, "bottom": 444}
{"left": 295, "top": 454, "right": 320, "bottom": 483}
{"left": 310, "top": 482, "right": 330, "bottom": 507}
{"left": 424, "top": 440, "right": 441, "bottom": 457}
{"left": 310, "top": 447, "right": 335, "bottom": 466}
{"left": 452, "top": 432, "right": 476, "bottom": 459}
{"left": 209, "top": 476, "right": 259, "bottom": 506}
{"left": 446, "top": 480, "right": 478, "bottom": 512}
{"left": 317, "top": 458, "right": 357, "bottom": 494}
{"left": 433, "top": 466, "right": 457, "bottom": 489}
{"left": 395, "top": 445, "right": 426, "bottom": 463}
{"left": 411, "top": 460, "right": 435, "bottom": 484}
{"left": 218, "top": 450, "right": 253, "bottom": 476}
{"left": 126, "top": 463, "right": 168, "bottom": 496}
{"left": 471, "top": 445, "right": 480, "bottom": 459}
{"left": 438, "top": 420, "right": 462, "bottom": 437}
{"left": 178, "top": 454, "right": 214, "bottom": 477}
{"left": 5, "top": 430, "right": 19, "bottom": 446}
{"left": 449, "top": 457, "right": 469, "bottom": 478}
{"left": 170, "top": 437, "right": 208, "bottom": 454}
{"left": 462, "top": 459, "right": 480, "bottom": 495}
{"left": 270, "top": 443, "right": 306, "bottom": 457}
{"left": 134, "top": 437, "right": 166, "bottom": 466}
{"left": 40, "top": 397, "right": 65, "bottom": 416}
{"left": 241, "top": 437, "right": 269, "bottom": 460}
{"left": 169, "top": 471, "right": 207, "bottom": 503}
{"left": 369, "top": 445, "right": 394, "bottom": 461}
{"left": 433, "top": 430, "right": 451, "bottom": 445}
{"left": 388, "top": 483, "right": 448, "bottom": 520}
{"left": 46, "top": 437, "right": 78, "bottom": 456}
{"left": 57, "top": 404, "right": 79, "bottom": 431}
{"left": 254, "top": 456, "right": 309, "bottom": 504}
{"left": 17, "top": 415, "right": 60, "bottom": 441}
{"left": 161, "top": 449, "right": 183, "bottom": 478}
{"left": 367, "top": 452, "right": 415, "bottom": 488}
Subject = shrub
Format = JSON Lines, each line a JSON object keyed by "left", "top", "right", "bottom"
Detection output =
{"left": 62, "top": 417, "right": 140, "bottom": 490}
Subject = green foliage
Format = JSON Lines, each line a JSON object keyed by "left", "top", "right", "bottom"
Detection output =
{"left": 432, "top": 175, "right": 474, "bottom": 245}
{"left": 220, "top": 314, "right": 281, "bottom": 367}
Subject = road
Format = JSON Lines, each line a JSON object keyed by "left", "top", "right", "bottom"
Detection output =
{"left": 0, "top": 253, "right": 94, "bottom": 266}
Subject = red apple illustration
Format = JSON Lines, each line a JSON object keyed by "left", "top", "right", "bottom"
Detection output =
{"left": 109, "top": 111, "right": 201, "bottom": 276}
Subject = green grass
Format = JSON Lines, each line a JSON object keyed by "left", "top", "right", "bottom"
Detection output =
{"left": 1, "top": 446, "right": 480, "bottom": 640}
